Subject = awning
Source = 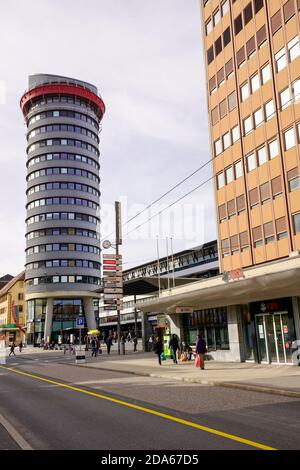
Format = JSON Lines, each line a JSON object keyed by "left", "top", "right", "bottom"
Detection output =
{"left": 136, "top": 255, "right": 300, "bottom": 313}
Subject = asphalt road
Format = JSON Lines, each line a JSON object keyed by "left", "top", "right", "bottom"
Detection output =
{"left": 1, "top": 352, "right": 300, "bottom": 450}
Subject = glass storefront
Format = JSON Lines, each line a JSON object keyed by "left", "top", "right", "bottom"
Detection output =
{"left": 248, "top": 298, "right": 296, "bottom": 364}
{"left": 27, "top": 299, "right": 47, "bottom": 346}
{"left": 182, "top": 307, "right": 229, "bottom": 350}
{"left": 27, "top": 298, "right": 99, "bottom": 345}
{"left": 52, "top": 299, "right": 83, "bottom": 343}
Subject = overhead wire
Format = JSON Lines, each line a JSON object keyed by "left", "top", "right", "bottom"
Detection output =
{"left": 100, "top": 157, "right": 213, "bottom": 241}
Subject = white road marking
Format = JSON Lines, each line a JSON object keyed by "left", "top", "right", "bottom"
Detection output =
{"left": 0, "top": 414, "right": 33, "bottom": 450}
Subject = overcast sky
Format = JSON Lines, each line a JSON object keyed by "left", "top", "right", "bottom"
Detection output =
{"left": 0, "top": 0, "right": 216, "bottom": 276}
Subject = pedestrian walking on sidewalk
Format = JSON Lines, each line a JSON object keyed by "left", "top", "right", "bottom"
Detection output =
{"left": 91, "top": 337, "right": 97, "bottom": 357}
{"left": 195, "top": 334, "right": 207, "bottom": 370}
{"left": 169, "top": 334, "right": 179, "bottom": 364}
{"left": 153, "top": 337, "right": 164, "bottom": 366}
{"left": 106, "top": 334, "right": 113, "bottom": 355}
{"left": 133, "top": 335, "right": 138, "bottom": 352}
{"left": 121, "top": 335, "right": 126, "bottom": 355}
{"left": 19, "top": 341, "right": 23, "bottom": 353}
{"left": 9, "top": 342, "right": 16, "bottom": 357}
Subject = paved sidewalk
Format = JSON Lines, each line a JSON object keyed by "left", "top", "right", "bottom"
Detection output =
{"left": 73, "top": 351, "right": 300, "bottom": 398}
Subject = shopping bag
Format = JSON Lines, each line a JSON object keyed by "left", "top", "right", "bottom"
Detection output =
{"left": 195, "top": 353, "right": 201, "bottom": 368}
{"left": 161, "top": 352, "right": 166, "bottom": 361}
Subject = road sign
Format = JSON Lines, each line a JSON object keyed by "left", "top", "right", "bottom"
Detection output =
{"left": 103, "top": 254, "right": 122, "bottom": 259}
{"left": 103, "top": 259, "right": 118, "bottom": 265}
{"left": 104, "top": 284, "right": 123, "bottom": 290}
{"left": 104, "top": 293, "right": 123, "bottom": 300}
{"left": 104, "top": 299, "right": 119, "bottom": 305}
{"left": 103, "top": 266, "right": 122, "bottom": 272}
{"left": 76, "top": 317, "right": 85, "bottom": 328}
{"left": 103, "top": 273, "right": 123, "bottom": 279}
{"left": 104, "top": 288, "right": 123, "bottom": 295}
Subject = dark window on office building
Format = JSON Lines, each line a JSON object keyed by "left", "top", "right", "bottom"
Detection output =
{"left": 244, "top": 2, "right": 253, "bottom": 24}
{"left": 215, "top": 36, "right": 222, "bottom": 56}
{"left": 223, "top": 27, "right": 231, "bottom": 47}
{"left": 207, "top": 45, "right": 214, "bottom": 64}
{"left": 254, "top": 0, "right": 264, "bottom": 13}
{"left": 234, "top": 14, "right": 243, "bottom": 35}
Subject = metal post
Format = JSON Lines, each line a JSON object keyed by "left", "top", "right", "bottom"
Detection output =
{"left": 156, "top": 236, "right": 161, "bottom": 295}
{"left": 116, "top": 242, "right": 121, "bottom": 356}
{"left": 166, "top": 237, "right": 170, "bottom": 291}
{"left": 134, "top": 294, "right": 137, "bottom": 337}
{"left": 115, "top": 201, "right": 122, "bottom": 356}
{"left": 170, "top": 237, "right": 176, "bottom": 289}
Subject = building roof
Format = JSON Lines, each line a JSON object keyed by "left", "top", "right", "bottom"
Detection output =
{"left": 0, "top": 271, "right": 25, "bottom": 298}
{"left": 0, "top": 274, "right": 14, "bottom": 290}
{"left": 28, "top": 74, "right": 98, "bottom": 94}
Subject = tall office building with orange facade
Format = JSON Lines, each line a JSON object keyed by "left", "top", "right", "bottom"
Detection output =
{"left": 138, "top": 1, "right": 300, "bottom": 365}
{"left": 201, "top": 0, "right": 300, "bottom": 273}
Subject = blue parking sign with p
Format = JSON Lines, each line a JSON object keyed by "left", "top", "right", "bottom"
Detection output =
{"left": 76, "top": 317, "right": 85, "bottom": 327}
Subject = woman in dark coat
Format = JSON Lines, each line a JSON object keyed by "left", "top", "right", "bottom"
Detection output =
{"left": 153, "top": 337, "right": 164, "bottom": 365}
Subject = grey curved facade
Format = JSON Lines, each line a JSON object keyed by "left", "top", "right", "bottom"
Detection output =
{"left": 21, "top": 74, "right": 105, "bottom": 345}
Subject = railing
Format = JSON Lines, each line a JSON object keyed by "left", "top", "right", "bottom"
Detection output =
{"left": 99, "top": 312, "right": 142, "bottom": 324}
{"left": 135, "top": 294, "right": 159, "bottom": 305}
{"left": 123, "top": 246, "right": 218, "bottom": 282}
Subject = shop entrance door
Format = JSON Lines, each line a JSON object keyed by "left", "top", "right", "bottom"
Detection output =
{"left": 255, "top": 313, "right": 292, "bottom": 364}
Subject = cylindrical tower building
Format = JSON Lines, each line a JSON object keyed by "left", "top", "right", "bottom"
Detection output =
{"left": 20, "top": 74, "right": 105, "bottom": 346}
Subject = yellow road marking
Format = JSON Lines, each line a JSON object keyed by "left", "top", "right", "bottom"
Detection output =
{"left": 0, "top": 365, "right": 276, "bottom": 451}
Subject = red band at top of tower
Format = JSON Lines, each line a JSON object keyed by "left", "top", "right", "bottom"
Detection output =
{"left": 20, "top": 83, "right": 106, "bottom": 121}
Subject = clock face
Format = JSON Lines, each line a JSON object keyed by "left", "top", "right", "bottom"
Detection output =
{"left": 102, "top": 240, "right": 112, "bottom": 249}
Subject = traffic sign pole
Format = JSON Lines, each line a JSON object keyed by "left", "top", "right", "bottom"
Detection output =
{"left": 116, "top": 201, "right": 122, "bottom": 356}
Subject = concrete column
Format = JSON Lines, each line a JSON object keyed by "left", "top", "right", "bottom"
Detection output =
{"left": 292, "top": 297, "right": 300, "bottom": 340}
{"left": 83, "top": 297, "right": 97, "bottom": 331}
{"left": 44, "top": 298, "right": 53, "bottom": 343}
{"left": 167, "top": 314, "right": 182, "bottom": 340}
{"left": 227, "top": 305, "right": 245, "bottom": 362}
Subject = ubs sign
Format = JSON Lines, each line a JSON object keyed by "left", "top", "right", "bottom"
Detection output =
{"left": 260, "top": 302, "right": 279, "bottom": 313}
{"left": 250, "top": 297, "right": 292, "bottom": 316}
